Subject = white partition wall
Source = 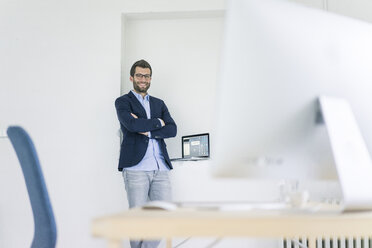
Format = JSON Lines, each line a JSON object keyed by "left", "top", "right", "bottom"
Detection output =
{"left": 121, "top": 11, "right": 224, "bottom": 159}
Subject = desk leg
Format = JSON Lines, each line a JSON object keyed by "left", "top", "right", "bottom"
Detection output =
{"left": 108, "top": 239, "right": 121, "bottom": 248}
{"left": 166, "top": 238, "right": 172, "bottom": 248}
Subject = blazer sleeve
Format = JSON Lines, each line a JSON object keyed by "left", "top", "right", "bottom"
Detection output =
{"left": 115, "top": 97, "right": 163, "bottom": 133}
{"left": 151, "top": 102, "right": 177, "bottom": 139}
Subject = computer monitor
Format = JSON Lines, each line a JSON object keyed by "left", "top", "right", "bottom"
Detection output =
{"left": 213, "top": 0, "right": 372, "bottom": 183}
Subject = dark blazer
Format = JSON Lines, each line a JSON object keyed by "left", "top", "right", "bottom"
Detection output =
{"left": 115, "top": 91, "right": 177, "bottom": 171}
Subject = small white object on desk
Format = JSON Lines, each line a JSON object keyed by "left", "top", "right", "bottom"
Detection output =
{"left": 142, "top": 201, "right": 178, "bottom": 211}
{"left": 288, "top": 191, "right": 310, "bottom": 208}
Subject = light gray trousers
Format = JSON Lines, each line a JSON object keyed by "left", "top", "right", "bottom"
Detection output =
{"left": 122, "top": 170, "right": 172, "bottom": 248}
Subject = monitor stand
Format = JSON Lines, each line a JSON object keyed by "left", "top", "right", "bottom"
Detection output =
{"left": 317, "top": 96, "right": 372, "bottom": 211}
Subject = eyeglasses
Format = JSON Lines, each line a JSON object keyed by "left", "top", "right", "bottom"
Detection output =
{"left": 134, "top": 73, "right": 151, "bottom": 79}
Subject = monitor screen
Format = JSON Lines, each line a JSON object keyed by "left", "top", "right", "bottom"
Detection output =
{"left": 213, "top": 0, "right": 372, "bottom": 180}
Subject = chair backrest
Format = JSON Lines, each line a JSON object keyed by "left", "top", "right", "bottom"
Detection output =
{"left": 7, "top": 126, "right": 57, "bottom": 248}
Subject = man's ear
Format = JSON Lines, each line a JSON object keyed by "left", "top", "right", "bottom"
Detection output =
{"left": 129, "top": 76, "right": 133, "bottom": 82}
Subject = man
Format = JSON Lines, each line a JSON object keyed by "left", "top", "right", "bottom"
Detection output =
{"left": 115, "top": 59, "right": 177, "bottom": 248}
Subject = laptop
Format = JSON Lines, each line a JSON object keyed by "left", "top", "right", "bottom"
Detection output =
{"left": 171, "top": 133, "right": 210, "bottom": 161}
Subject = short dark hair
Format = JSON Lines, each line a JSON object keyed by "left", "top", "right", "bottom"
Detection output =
{"left": 130, "top": 59, "right": 152, "bottom": 77}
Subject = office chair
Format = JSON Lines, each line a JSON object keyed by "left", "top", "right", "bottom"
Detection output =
{"left": 7, "top": 126, "right": 57, "bottom": 248}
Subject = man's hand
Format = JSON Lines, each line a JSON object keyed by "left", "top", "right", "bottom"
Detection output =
{"left": 158, "top": 118, "right": 165, "bottom": 127}
{"left": 131, "top": 113, "right": 149, "bottom": 136}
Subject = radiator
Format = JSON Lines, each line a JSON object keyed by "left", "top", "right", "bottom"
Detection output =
{"left": 282, "top": 237, "right": 372, "bottom": 248}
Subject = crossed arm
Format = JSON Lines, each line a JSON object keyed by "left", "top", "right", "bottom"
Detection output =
{"left": 115, "top": 98, "right": 177, "bottom": 139}
{"left": 130, "top": 113, "right": 165, "bottom": 137}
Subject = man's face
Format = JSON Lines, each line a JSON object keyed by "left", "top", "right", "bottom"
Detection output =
{"left": 130, "top": 67, "right": 151, "bottom": 94}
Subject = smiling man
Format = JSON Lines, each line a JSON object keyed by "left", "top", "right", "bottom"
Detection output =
{"left": 114, "top": 59, "right": 177, "bottom": 248}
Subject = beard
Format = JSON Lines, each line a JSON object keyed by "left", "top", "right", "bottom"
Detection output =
{"left": 133, "top": 79, "right": 150, "bottom": 93}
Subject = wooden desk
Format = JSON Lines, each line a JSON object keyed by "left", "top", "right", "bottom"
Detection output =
{"left": 92, "top": 208, "right": 372, "bottom": 248}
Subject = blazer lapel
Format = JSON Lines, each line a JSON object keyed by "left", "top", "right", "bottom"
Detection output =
{"left": 149, "top": 96, "right": 154, "bottom": 119}
{"left": 128, "top": 91, "right": 147, "bottom": 117}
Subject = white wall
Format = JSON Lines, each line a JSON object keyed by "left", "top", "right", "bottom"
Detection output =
{"left": 327, "top": 0, "right": 372, "bottom": 22}
{"left": 292, "top": 0, "right": 372, "bottom": 22}
{"left": 0, "top": 1, "right": 124, "bottom": 247}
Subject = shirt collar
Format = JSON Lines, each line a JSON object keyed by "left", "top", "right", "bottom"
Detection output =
{"left": 131, "top": 90, "right": 150, "bottom": 101}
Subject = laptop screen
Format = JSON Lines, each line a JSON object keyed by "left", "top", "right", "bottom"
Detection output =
{"left": 182, "top": 133, "right": 210, "bottom": 159}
